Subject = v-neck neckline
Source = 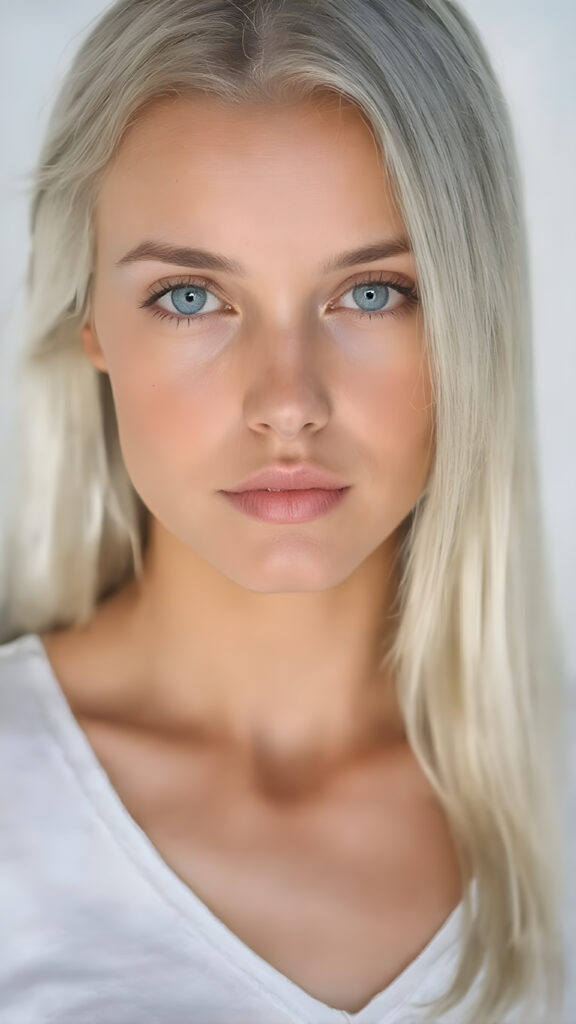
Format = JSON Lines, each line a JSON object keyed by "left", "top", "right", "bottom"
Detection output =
{"left": 23, "top": 632, "right": 468, "bottom": 1024}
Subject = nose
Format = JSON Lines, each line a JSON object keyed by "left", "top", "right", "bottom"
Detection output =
{"left": 241, "top": 329, "right": 332, "bottom": 440}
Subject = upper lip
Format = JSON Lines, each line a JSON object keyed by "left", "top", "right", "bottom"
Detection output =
{"left": 223, "top": 463, "right": 349, "bottom": 493}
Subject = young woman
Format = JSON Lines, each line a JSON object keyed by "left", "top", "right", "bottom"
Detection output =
{"left": 0, "top": 1, "right": 572, "bottom": 1022}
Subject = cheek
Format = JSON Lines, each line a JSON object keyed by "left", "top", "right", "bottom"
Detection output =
{"left": 104, "top": 343, "right": 229, "bottom": 489}
{"left": 355, "top": 345, "right": 433, "bottom": 446}
{"left": 351, "top": 351, "right": 435, "bottom": 508}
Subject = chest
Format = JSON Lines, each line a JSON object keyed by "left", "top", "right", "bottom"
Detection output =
{"left": 79, "top": 718, "right": 463, "bottom": 1014}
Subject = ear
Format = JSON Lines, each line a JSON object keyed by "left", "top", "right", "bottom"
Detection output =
{"left": 81, "top": 321, "right": 108, "bottom": 373}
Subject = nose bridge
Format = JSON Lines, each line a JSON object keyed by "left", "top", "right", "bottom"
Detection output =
{"left": 240, "top": 312, "right": 333, "bottom": 435}
{"left": 248, "top": 296, "right": 325, "bottom": 375}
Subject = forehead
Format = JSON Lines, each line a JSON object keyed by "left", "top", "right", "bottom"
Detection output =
{"left": 101, "top": 91, "right": 397, "bottom": 200}
{"left": 95, "top": 92, "right": 406, "bottom": 267}
{"left": 109, "top": 90, "right": 381, "bottom": 168}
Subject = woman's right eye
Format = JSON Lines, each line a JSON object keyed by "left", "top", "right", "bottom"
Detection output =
{"left": 140, "top": 279, "right": 228, "bottom": 326}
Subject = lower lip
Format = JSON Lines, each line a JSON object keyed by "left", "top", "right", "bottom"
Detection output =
{"left": 220, "top": 487, "right": 350, "bottom": 523}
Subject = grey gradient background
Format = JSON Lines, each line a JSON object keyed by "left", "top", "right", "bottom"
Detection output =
{"left": 0, "top": 1, "right": 574, "bottom": 680}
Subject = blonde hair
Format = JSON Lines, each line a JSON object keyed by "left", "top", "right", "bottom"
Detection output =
{"left": 0, "top": 0, "right": 569, "bottom": 1020}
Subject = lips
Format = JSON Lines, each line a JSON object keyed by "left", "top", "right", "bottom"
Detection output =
{"left": 224, "top": 463, "right": 348, "bottom": 493}
{"left": 221, "top": 485, "right": 350, "bottom": 523}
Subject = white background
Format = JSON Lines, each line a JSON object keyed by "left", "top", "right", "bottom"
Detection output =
{"left": 0, "top": 0, "right": 574, "bottom": 677}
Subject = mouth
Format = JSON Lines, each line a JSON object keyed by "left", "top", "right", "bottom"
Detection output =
{"left": 220, "top": 486, "right": 351, "bottom": 524}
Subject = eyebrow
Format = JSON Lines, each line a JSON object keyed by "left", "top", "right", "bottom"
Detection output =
{"left": 115, "top": 235, "right": 412, "bottom": 275}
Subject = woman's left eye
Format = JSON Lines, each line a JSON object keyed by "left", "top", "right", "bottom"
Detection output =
{"left": 334, "top": 276, "right": 419, "bottom": 321}
{"left": 139, "top": 273, "right": 419, "bottom": 326}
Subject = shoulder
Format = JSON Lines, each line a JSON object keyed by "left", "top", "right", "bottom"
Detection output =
{"left": 0, "top": 634, "right": 49, "bottom": 761}
{"left": 0, "top": 633, "right": 42, "bottom": 696}
{"left": 0, "top": 632, "right": 39, "bottom": 661}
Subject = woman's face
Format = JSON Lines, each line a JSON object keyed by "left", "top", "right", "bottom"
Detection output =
{"left": 83, "top": 91, "right": 435, "bottom": 593}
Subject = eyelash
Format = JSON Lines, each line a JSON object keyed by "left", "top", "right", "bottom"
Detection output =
{"left": 139, "top": 271, "right": 419, "bottom": 328}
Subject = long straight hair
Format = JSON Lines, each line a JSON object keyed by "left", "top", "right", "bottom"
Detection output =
{"left": 0, "top": 1, "right": 568, "bottom": 1020}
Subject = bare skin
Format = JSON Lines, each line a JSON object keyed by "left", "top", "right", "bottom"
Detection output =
{"left": 40, "top": 90, "right": 462, "bottom": 1013}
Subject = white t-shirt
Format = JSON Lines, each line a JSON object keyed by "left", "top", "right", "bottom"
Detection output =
{"left": 0, "top": 633, "right": 573, "bottom": 1024}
